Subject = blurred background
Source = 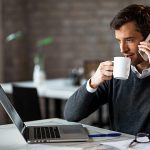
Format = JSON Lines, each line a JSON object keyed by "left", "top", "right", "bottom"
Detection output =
{"left": 0, "top": 0, "right": 149, "bottom": 126}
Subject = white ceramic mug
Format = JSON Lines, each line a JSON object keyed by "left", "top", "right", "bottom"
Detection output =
{"left": 113, "top": 57, "right": 131, "bottom": 80}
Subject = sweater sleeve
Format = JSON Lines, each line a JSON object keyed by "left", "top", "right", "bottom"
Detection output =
{"left": 64, "top": 81, "right": 109, "bottom": 122}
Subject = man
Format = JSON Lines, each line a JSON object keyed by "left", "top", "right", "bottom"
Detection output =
{"left": 64, "top": 4, "right": 150, "bottom": 135}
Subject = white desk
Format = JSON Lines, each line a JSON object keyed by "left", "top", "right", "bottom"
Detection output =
{"left": 1, "top": 78, "right": 79, "bottom": 100}
{"left": 0, "top": 118, "right": 133, "bottom": 150}
{"left": 1, "top": 78, "right": 79, "bottom": 118}
{"left": 1, "top": 79, "right": 107, "bottom": 127}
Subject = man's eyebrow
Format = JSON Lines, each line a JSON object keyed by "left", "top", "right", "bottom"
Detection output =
{"left": 115, "top": 37, "right": 135, "bottom": 41}
{"left": 125, "top": 37, "right": 135, "bottom": 40}
{"left": 115, "top": 38, "right": 120, "bottom": 42}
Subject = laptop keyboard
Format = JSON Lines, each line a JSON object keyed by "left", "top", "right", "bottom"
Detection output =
{"left": 34, "top": 126, "right": 61, "bottom": 140}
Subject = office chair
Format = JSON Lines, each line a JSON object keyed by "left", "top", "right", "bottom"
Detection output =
{"left": 84, "top": 60, "right": 110, "bottom": 128}
{"left": 83, "top": 60, "right": 101, "bottom": 79}
{"left": 12, "top": 84, "right": 42, "bottom": 121}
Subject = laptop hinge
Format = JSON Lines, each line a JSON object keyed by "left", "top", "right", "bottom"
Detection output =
{"left": 21, "top": 123, "right": 26, "bottom": 134}
{"left": 22, "top": 124, "right": 29, "bottom": 141}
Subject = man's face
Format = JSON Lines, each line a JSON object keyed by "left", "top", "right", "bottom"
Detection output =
{"left": 115, "top": 21, "right": 144, "bottom": 65}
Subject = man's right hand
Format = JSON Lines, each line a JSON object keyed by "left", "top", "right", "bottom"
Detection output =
{"left": 89, "top": 61, "right": 113, "bottom": 89}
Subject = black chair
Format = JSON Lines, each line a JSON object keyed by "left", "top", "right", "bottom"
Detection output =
{"left": 12, "top": 84, "right": 42, "bottom": 121}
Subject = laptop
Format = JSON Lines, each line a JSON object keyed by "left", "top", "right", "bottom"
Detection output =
{"left": 0, "top": 85, "right": 89, "bottom": 144}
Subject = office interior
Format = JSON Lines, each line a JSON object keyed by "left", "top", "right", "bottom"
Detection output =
{"left": 0, "top": 0, "right": 149, "bottom": 128}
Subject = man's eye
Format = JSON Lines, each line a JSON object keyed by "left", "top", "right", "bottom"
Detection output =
{"left": 116, "top": 40, "right": 121, "bottom": 43}
{"left": 126, "top": 39, "right": 134, "bottom": 43}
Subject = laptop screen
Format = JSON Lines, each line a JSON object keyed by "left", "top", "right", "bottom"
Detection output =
{"left": 0, "top": 86, "right": 25, "bottom": 133}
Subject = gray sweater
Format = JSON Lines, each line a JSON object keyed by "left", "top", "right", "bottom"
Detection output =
{"left": 64, "top": 70, "right": 150, "bottom": 135}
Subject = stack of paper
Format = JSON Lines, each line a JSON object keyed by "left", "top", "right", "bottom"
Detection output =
{"left": 101, "top": 138, "right": 150, "bottom": 150}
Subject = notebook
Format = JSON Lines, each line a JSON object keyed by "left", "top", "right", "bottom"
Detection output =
{"left": 0, "top": 85, "right": 89, "bottom": 144}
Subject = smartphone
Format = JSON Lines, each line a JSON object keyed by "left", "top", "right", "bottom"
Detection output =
{"left": 138, "top": 33, "right": 150, "bottom": 61}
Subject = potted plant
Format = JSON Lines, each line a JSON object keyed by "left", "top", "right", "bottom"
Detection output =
{"left": 33, "top": 36, "right": 54, "bottom": 85}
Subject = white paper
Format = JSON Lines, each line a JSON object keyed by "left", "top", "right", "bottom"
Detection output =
{"left": 101, "top": 138, "right": 150, "bottom": 150}
{"left": 28, "top": 144, "right": 83, "bottom": 150}
{"left": 12, "top": 144, "right": 83, "bottom": 150}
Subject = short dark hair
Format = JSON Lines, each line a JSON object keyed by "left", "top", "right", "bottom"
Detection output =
{"left": 110, "top": 4, "right": 150, "bottom": 39}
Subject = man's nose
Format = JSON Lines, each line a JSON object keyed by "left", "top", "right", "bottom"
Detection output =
{"left": 120, "top": 42, "right": 128, "bottom": 53}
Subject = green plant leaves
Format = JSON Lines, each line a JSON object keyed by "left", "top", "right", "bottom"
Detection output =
{"left": 37, "top": 36, "right": 53, "bottom": 47}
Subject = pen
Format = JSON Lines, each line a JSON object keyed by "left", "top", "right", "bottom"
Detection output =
{"left": 88, "top": 132, "right": 121, "bottom": 138}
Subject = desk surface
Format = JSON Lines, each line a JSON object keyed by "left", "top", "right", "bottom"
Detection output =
{"left": 1, "top": 78, "right": 81, "bottom": 119}
{"left": 0, "top": 118, "right": 133, "bottom": 150}
{"left": 1, "top": 78, "right": 79, "bottom": 99}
